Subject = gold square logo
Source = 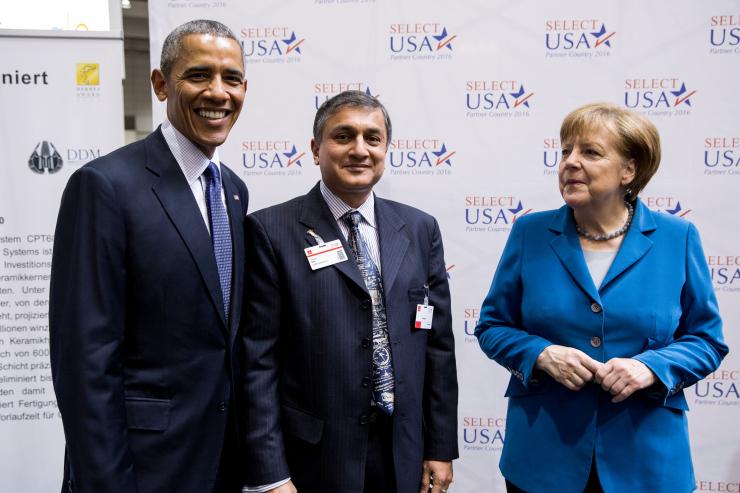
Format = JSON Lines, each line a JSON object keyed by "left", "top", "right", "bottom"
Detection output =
{"left": 76, "top": 63, "right": 99, "bottom": 86}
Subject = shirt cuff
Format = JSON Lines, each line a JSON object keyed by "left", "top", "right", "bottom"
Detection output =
{"left": 243, "top": 478, "right": 291, "bottom": 493}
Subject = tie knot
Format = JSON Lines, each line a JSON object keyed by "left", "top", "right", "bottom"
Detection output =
{"left": 344, "top": 210, "right": 362, "bottom": 229}
{"left": 205, "top": 161, "right": 221, "bottom": 183}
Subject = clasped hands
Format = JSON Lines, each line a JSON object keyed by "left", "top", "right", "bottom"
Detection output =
{"left": 535, "top": 345, "right": 657, "bottom": 402}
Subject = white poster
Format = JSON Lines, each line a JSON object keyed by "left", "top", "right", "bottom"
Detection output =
{"left": 0, "top": 36, "right": 124, "bottom": 492}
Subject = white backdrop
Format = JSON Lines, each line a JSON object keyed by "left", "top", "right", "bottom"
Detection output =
{"left": 150, "top": 1, "right": 740, "bottom": 491}
{"left": 0, "top": 34, "right": 124, "bottom": 492}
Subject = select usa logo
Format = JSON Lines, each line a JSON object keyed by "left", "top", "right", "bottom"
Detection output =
{"left": 465, "top": 195, "right": 533, "bottom": 233}
{"left": 704, "top": 137, "right": 740, "bottom": 176}
{"left": 461, "top": 307, "right": 479, "bottom": 344}
{"left": 643, "top": 196, "right": 692, "bottom": 218}
{"left": 465, "top": 80, "right": 534, "bottom": 118}
{"left": 240, "top": 27, "right": 303, "bottom": 64}
{"left": 693, "top": 369, "right": 739, "bottom": 407}
{"left": 623, "top": 78, "right": 696, "bottom": 117}
{"left": 388, "top": 138, "right": 455, "bottom": 177}
{"left": 462, "top": 416, "right": 506, "bottom": 452}
{"left": 544, "top": 19, "right": 615, "bottom": 58}
{"left": 543, "top": 137, "right": 561, "bottom": 175}
{"left": 708, "top": 255, "right": 740, "bottom": 294}
{"left": 709, "top": 14, "right": 740, "bottom": 54}
{"left": 75, "top": 62, "right": 100, "bottom": 98}
{"left": 241, "top": 139, "right": 305, "bottom": 177}
{"left": 389, "top": 23, "right": 456, "bottom": 61}
{"left": 313, "top": 82, "right": 379, "bottom": 109}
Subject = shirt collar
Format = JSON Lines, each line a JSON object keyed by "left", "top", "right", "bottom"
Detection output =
{"left": 161, "top": 119, "right": 221, "bottom": 185}
{"left": 319, "top": 181, "right": 376, "bottom": 229}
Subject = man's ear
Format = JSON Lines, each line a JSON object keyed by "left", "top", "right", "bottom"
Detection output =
{"left": 151, "top": 69, "right": 168, "bottom": 102}
{"left": 310, "top": 139, "right": 320, "bottom": 165}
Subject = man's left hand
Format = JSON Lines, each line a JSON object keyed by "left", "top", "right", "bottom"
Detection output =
{"left": 419, "top": 460, "right": 453, "bottom": 493}
{"left": 594, "top": 357, "right": 657, "bottom": 403}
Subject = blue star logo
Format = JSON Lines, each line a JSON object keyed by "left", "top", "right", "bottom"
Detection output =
{"left": 432, "top": 143, "right": 454, "bottom": 166}
{"left": 283, "top": 145, "right": 304, "bottom": 167}
{"left": 433, "top": 27, "right": 455, "bottom": 51}
{"left": 666, "top": 202, "right": 682, "bottom": 215}
{"left": 282, "top": 31, "right": 303, "bottom": 54}
{"left": 508, "top": 201, "right": 524, "bottom": 215}
{"left": 590, "top": 24, "right": 613, "bottom": 47}
{"left": 670, "top": 83, "right": 694, "bottom": 107}
{"left": 509, "top": 85, "right": 533, "bottom": 108}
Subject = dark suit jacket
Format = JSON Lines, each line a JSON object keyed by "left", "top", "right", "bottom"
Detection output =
{"left": 242, "top": 183, "right": 458, "bottom": 493}
{"left": 49, "top": 128, "right": 249, "bottom": 493}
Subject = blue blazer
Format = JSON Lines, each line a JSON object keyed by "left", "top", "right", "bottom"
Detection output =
{"left": 475, "top": 199, "right": 727, "bottom": 493}
{"left": 241, "top": 184, "right": 458, "bottom": 493}
{"left": 50, "top": 128, "right": 249, "bottom": 493}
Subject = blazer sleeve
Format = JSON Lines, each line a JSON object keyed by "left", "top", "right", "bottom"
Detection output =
{"left": 241, "top": 214, "right": 291, "bottom": 485}
{"left": 49, "top": 166, "right": 139, "bottom": 493}
{"left": 474, "top": 219, "right": 553, "bottom": 389}
{"left": 422, "top": 218, "right": 459, "bottom": 461}
{"left": 633, "top": 222, "right": 728, "bottom": 403}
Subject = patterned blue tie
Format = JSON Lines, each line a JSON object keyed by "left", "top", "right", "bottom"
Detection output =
{"left": 204, "top": 162, "right": 232, "bottom": 322}
{"left": 343, "top": 211, "right": 394, "bottom": 415}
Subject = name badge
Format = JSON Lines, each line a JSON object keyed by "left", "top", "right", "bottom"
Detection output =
{"left": 304, "top": 239, "right": 348, "bottom": 270}
{"left": 414, "top": 283, "right": 433, "bottom": 330}
{"left": 415, "top": 304, "right": 434, "bottom": 330}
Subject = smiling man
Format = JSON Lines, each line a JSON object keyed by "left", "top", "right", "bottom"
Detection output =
{"left": 50, "top": 20, "right": 249, "bottom": 493}
{"left": 242, "top": 91, "right": 459, "bottom": 493}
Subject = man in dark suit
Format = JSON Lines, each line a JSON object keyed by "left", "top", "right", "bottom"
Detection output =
{"left": 49, "top": 20, "right": 248, "bottom": 493}
{"left": 242, "top": 91, "right": 458, "bottom": 493}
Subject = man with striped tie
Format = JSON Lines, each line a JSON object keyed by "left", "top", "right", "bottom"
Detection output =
{"left": 242, "top": 91, "right": 459, "bottom": 493}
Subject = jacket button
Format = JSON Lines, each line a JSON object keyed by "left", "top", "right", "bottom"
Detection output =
{"left": 361, "top": 299, "right": 371, "bottom": 310}
{"left": 590, "top": 302, "right": 602, "bottom": 313}
{"left": 361, "top": 338, "right": 371, "bottom": 349}
{"left": 217, "top": 401, "right": 227, "bottom": 413}
{"left": 362, "top": 377, "right": 371, "bottom": 388}
{"left": 590, "top": 336, "right": 602, "bottom": 348}
{"left": 359, "top": 414, "right": 369, "bottom": 425}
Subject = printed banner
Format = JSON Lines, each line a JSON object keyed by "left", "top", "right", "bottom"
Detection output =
{"left": 0, "top": 36, "right": 124, "bottom": 492}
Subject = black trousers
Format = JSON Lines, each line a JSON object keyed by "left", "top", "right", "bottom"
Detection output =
{"left": 364, "top": 410, "right": 397, "bottom": 493}
{"left": 505, "top": 459, "right": 603, "bottom": 493}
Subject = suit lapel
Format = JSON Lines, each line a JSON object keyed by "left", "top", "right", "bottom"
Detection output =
{"left": 375, "top": 198, "right": 409, "bottom": 295}
{"left": 600, "top": 200, "right": 655, "bottom": 290}
{"left": 548, "top": 205, "right": 600, "bottom": 302}
{"left": 221, "top": 167, "right": 246, "bottom": 340}
{"left": 299, "top": 184, "right": 368, "bottom": 294}
{"left": 146, "top": 129, "right": 228, "bottom": 330}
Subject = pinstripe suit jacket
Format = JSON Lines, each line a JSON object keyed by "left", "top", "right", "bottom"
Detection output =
{"left": 241, "top": 183, "right": 458, "bottom": 493}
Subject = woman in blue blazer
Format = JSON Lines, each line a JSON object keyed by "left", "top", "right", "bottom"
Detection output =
{"left": 475, "top": 103, "right": 728, "bottom": 493}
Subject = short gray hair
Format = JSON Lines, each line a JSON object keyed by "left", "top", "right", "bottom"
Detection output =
{"left": 160, "top": 19, "right": 243, "bottom": 77}
{"left": 313, "top": 90, "right": 392, "bottom": 145}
